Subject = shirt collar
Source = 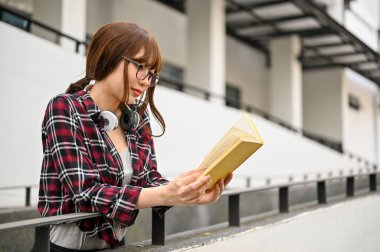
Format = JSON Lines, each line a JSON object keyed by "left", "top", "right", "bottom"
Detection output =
{"left": 75, "top": 90, "right": 101, "bottom": 119}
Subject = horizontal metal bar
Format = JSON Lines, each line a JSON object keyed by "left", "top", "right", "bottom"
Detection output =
{"left": 228, "top": 0, "right": 289, "bottom": 12}
{"left": 0, "top": 184, "right": 38, "bottom": 190}
{"left": 228, "top": 14, "right": 310, "bottom": 29}
{"left": 0, "top": 212, "right": 101, "bottom": 232}
{"left": 1, "top": 171, "right": 379, "bottom": 234}
{"left": 222, "top": 172, "right": 380, "bottom": 197}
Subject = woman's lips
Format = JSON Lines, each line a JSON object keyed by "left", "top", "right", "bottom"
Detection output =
{"left": 131, "top": 88, "right": 142, "bottom": 97}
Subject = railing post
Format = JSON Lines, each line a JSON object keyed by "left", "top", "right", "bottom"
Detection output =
{"left": 279, "top": 187, "right": 289, "bottom": 213}
{"left": 75, "top": 42, "right": 80, "bottom": 53}
{"left": 152, "top": 210, "right": 165, "bottom": 245}
{"left": 204, "top": 92, "right": 210, "bottom": 101}
{"left": 34, "top": 225, "right": 50, "bottom": 252}
{"left": 26, "top": 187, "right": 31, "bottom": 207}
{"left": 317, "top": 181, "right": 327, "bottom": 204}
{"left": 228, "top": 194, "right": 240, "bottom": 227}
{"left": 369, "top": 173, "right": 377, "bottom": 192}
{"left": 346, "top": 176, "right": 355, "bottom": 197}
{"left": 26, "top": 20, "right": 31, "bottom": 32}
{"left": 246, "top": 177, "right": 251, "bottom": 188}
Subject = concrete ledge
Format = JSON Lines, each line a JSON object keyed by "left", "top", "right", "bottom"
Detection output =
{"left": 109, "top": 192, "right": 380, "bottom": 252}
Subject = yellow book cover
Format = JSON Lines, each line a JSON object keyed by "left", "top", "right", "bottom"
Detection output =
{"left": 198, "top": 113, "right": 264, "bottom": 188}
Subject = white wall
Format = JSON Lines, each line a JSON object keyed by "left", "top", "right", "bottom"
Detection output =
{"left": 152, "top": 87, "right": 353, "bottom": 188}
{"left": 314, "top": 0, "right": 344, "bottom": 24}
{"left": 226, "top": 36, "right": 269, "bottom": 112}
{"left": 314, "top": 0, "right": 379, "bottom": 51}
{"left": 0, "top": 22, "right": 85, "bottom": 187}
{"left": 0, "top": 21, "right": 355, "bottom": 193}
{"left": 303, "top": 68, "right": 343, "bottom": 142}
{"left": 32, "top": 0, "right": 62, "bottom": 43}
{"left": 188, "top": 194, "right": 380, "bottom": 252}
{"left": 342, "top": 69, "right": 378, "bottom": 163}
{"left": 344, "top": 0, "right": 379, "bottom": 51}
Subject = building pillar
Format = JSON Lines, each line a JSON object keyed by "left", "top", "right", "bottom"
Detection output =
{"left": 61, "top": 0, "right": 87, "bottom": 53}
{"left": 375, "top": 90, "right": 380, "bottom": 168}
{"left": 32, "top": 0, "right": 63, "bottom": 43}
{"left": 186, "top": 0, "right": 225, "bottom": 103}
{"left": 269, "top": 35, "right": 303, "bottom": 130}
{"left": 32, "top": 0, "right": 86, "bottom": 53}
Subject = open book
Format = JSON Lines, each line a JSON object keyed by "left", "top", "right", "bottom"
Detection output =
{"left": 198, "top": 113, "right": 264, "bottom": 189}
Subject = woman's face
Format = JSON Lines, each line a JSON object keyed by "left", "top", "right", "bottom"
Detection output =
{"left": 110, "top": 48, "right": 153, "bottom": 105}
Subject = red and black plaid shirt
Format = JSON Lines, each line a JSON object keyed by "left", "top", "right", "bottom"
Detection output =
{"left": 38, "top": 90, "right": 170, "bottom": 248}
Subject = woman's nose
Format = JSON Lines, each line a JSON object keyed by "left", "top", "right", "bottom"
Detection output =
{"left": 138, "top": 76, "right": 150, "bottom": 88}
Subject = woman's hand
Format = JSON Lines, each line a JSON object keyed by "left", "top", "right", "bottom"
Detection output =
{"left": 196, "top": 173, "right": 233, "bottom": 205}
{"left": 162, "top": 171, "right": 233, "bottom": 206}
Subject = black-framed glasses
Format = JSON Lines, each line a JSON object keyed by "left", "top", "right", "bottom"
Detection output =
{"left": 122, "top": 56, "right": 159, "bottom": 87}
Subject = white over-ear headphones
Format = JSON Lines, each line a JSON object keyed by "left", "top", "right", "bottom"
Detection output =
{"left": 84, "top": 80, "right": 140, "bottom": 132}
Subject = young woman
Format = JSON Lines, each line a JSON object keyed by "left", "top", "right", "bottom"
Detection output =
{"left": 35, "top": 22, "right": 232, "bottom": 251}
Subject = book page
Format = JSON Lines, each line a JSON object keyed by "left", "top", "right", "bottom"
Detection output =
{"left": 197, "top": 114, "right": 264, "bottom": 188}
{"left": 198, "top": 129, "right": 240, "bottom": 169}
{"left": 234, "top": 114, "right": 263, "bottom": 144}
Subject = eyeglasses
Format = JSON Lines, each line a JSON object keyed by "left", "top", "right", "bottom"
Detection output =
{"left": 122, "top": 56, "right": 159, "bottom": 87}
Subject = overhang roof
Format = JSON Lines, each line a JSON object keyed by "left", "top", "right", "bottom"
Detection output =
{"left": 157, "top": 0, "right": 380, "bottom": 87}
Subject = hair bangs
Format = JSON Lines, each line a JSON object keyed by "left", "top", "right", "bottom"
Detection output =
{"left": 136, "top": 34, "right": 162, "bottom": 73}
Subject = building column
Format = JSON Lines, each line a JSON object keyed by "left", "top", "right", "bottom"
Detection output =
{"left": 61, "top": 0, "right": 87, "bottom": 53}
{"left": 269, "top": 35, "right": 303, "bottom": 130}
{"left": 32, "top": 0, "right": 86, "bottom": 53}
{"left": 376, "top": 90, "right": 380, "bottom": 167}
{"left": 186, "top": 0, "right": 226, "bottom": 103}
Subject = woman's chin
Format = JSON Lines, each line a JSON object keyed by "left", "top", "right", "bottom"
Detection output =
{"left": 126, "top": 97, "right": 137, "bottom": 105}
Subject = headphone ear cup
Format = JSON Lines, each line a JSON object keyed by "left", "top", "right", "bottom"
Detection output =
{"left": 121, "top": 108, "right": 140, "bottom": 131}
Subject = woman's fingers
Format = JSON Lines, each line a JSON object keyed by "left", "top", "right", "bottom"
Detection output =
{"left": 179, "top": 168, "right": 205, "bottom": 178}
{"left": 223, "top": 173, "right": 233, "bottom": 186}
{"left": 183, "top": 175, "right": 211, "bottom": 194}
{"left": 219, "top": 178, "right": 225, "bottom": 192}
{"left": 169, "top": 170, "right": 234, "bottom": 206}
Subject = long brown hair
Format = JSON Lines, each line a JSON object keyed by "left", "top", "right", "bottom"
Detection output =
{"left": 66, "top": 22, "right": 165, "bottom": 136}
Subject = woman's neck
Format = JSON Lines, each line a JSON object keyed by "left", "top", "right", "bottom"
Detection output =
{"left": 89, "top": 81, "right": 121, "bottom": 116}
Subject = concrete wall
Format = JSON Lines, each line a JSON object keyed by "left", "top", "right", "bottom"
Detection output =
{"left": 0, "top": 22, "right": 85, "bottom": 189}
{"left": 315, "top": 0, "right": 379, "bottom": 51}
{"left": 345, "top": 0, "right": 379, "bottom": 51}
{"left": 189, "top": 194, "right": 380, "bottom": 252}
{"left": 0, "top": 22, "right": 356, "bottom": 206}
{"left": 303, "top": 68, "right": 343, "bottom": 142}
{"left": 342, "top": 69, "right": 378, "bottom": 163}
{"left": 226, "top": 36, "right": 269, "bottom": 112}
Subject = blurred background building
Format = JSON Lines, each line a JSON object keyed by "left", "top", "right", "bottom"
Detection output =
{"left": 0, "top": 0, "right": 380, "bottom": 251}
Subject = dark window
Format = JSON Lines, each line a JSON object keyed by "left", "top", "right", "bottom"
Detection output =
{"left": 85, "top": 33, "right": 92, "bottom": 45}
{"left": 348, "top": 94, "right": 361, "bottom": 110}
{"left": 226, "top": 84, "right": 241, "bottom": 109}
{"left": 0, "top": 10, "right": 28, "bottom": 31}
{"left": 160, "top": 63, "right": 184, "bottom": 83}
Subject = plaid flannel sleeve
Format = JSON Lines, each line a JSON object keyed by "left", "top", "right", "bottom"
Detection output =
{"left": 44, "top": 96, "right": 142, "bottom": 225}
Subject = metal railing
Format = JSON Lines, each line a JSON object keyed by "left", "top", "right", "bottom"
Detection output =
{"left": 0, "top": 171, "right": 378, "bottom": 251}
{"left": 0, "top": 184, "right": 38, "bottom": 207}
{"left": 0, "top": 4, "right": 86, "bottom": 53}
